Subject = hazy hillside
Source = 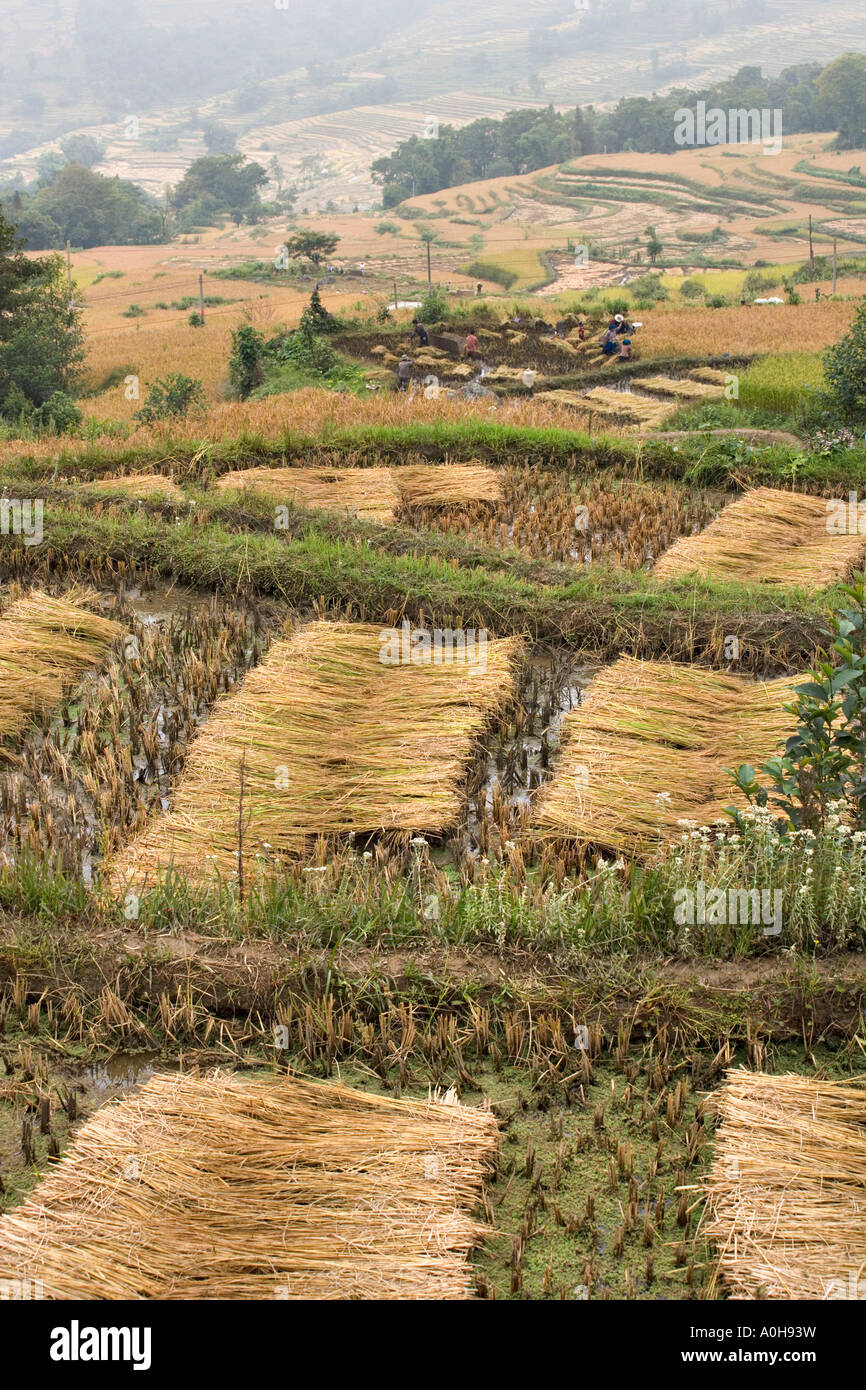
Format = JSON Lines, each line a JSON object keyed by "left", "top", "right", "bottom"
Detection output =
{"left": 2, "top": 0, "right": 866, "bottom": 209}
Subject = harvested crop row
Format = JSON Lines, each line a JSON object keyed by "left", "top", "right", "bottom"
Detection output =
{"left": 0, "top": 588, "right": 122, "bottom": 749}
{"left": 533, "top": 656, "right": 799, "bottom": 856}
{"left": 0, "top": 1069, "right": 497, "bottom": 1300}
{"left": 215, "top": 463, "right": 501, "bottom": 522}
{"left": 108, "top": 619, "right": 520, "bottom": 887}
{"left": 654, "top": 486, "right": 866, "bottom": 588}
{"left": 85, "top": 473, "right": 186, "bottom": 503}
{"left": 702, "top": 1068, "right": 866, "bottom": 1300}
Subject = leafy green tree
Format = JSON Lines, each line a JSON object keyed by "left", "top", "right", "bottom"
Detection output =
{"left": 228, "top": 324, "right": 266, "bottom": 399}
{"left": 0, "top": 209, "right": 85, "bottom": 414}
{"left": 299, "top": 286, "right": 337, "bottom": 335}
{"left": 36, "top": 151, "right": 68, "bottom": 187}
{"left": 59, "top": 134, "right": 105, "bottom": 168}
{"left": 32, "top": 391, "right": 82, "bottom": 433}
{"left": 285, "top": 230, "right": 340, "bottom": 265}
{"left": 824, "top": 299, "right": 866, "bottom": 417}
{"left": 26, "top": 164, "right": 161, "bottom": 248}
{"left": 202, "top": 122, "right": 237, "bottom": 156}
{"left": 816, "top": 53, "right": 866, "bottom": 149}
{"left": 645, "top": 227, "right": 663, "bottom": 265}
{"left": 173, "top": 154, "right": 267, "bottom": 223}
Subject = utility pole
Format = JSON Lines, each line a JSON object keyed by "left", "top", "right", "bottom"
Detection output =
{"left": 199, "top": 273, "right": 205, "bottom": 324}
{"left": 808, "top": 215, "right": 814, "bottom": 269}
{"left": 65, "top": 239, "right": 72, "bottom": 295}
{"left": 426, "top": 241, "right": 432, "bottom": 291}
{"left": 393, "top": 279, "right": 398, "bottom": 308}
{"left": 832, "top": 236, "right": 838, "bottom": 295}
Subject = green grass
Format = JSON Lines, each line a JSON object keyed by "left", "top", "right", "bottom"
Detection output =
{"left": 14, "top": 417, "right": 866, "bottom": 490}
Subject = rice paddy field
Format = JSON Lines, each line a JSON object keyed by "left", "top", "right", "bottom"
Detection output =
{"left": 3, "top": 144, "right": 866, "bottom": 1319}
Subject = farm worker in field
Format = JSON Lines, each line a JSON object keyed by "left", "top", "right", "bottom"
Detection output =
{"left": 464, "top": 329, "right": 479, "bottom": 359}
{"left": 577, "top": 321, "right": 585, "bottom": 341}
{"left": 616, "top": 337, "right": 632, "bottom": 361}
{"left": 601, "top": 322, "right": 618, "bottom": 355}
{"left": 477, "top": 282, "right": 483, "bottom": 296}
{"left": 396, "top": 354, "right": 413, "bottom": 391}
{"left": 412, "top": 319, "right": 430, "bottom": 346}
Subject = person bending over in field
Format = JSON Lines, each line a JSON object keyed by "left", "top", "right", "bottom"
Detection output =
{"left": 412, "top": 319, "right": 429, "bottom": 346}
{"left": 616, "top": 336, "right": 632, "bottom": 362}
{"left": 464, "top": 329, "right": 479, "bottom": 359}
{"left": 396, "top": 354, "right": 413, "bottom": 391}
{"left": 600, "top": 322, "right": 618, "bottom": 355}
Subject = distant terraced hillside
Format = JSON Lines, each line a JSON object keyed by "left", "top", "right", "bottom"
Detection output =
{"left": 406, "top": 133, "right": 866, "bottom": 286}
{"left": 2, "top": 0, "right": 865, "bottom": 211}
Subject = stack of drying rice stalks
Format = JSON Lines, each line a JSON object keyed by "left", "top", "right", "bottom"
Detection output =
{"left": 86, "top": 474, "right": 186, "bottom": 503}
{"left": 632, "top": 374, "right": 725, "bottom": 400}
{"left": 654, "top": 486, "right": 866, "bottom": 587}
{"left": 702, "top": 1068, "right": 866, "bottom": 1300}
{"left": 0, "top": 1070, "right": 498, "bottom": 1299}
{"left": 215, "top": 464, "right": 500, "bottom": 522}
{"left": 581, "top": 386, "right": 677, "bottom": 429}
{"left": 688, "top": 367, "right": 731, "bottom": 385}
{"left": 534, "top": 656, "right": 798, "bottom": 856}
{"left": 0, "top": 589, "right": 122, "bottom": 748}
{"left": 216, "top": 465, "right": 400, "bottom": 521}
{"left": 109, "top": 620, "right": 520, "bottom": 885}
{"left": 395, "top": 465, "right": 501, "bottom": 509}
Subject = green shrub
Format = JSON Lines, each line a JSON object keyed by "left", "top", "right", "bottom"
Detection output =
{"left": 680, "top": 278, "right": 706, "bottom": 299}
{"left": 31, "top": 391, "right": 82, "bottom": 434}
{"left": 134, "top": 373, "right": 206, "bottom": 424}
{"left": 824, "top": 299, "right": 866, "bottom": 418}
{"left": 419, "top": 289, "right": 448, "bottom": 320}
{"left": 730, "top": 581, "right": 866, "bottom": 832}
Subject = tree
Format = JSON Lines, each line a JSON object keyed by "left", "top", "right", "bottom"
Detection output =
{"left": 419, "top": 227, "right": 439, "bottom": 290}
{"left": 824, "top": 299, "right": 866, "bottom": 417}
{"left": 59, "top": 134, "right": 105, "bottom": 168}
{"left": 173, "top": 153, "right": 267, "bottom": 223}
{"left": 285, "top": 230, "right": 339, "bottom": 265}
{"left": 202, "top": 122, "right": 237, "bottom": 156}
{"left": 816, "top": 53, "right": 866, "bottom": 149}
{"left": 299, "top": 286, "right": 337, "bottom": 335}
{"left": 35, "top": 151, "right": 67, "bottom": 187}
{"left": 26, "top": 164, "right": 162, "bottom": 248}
{"left": 0, "top": 208, "right": 85, "bottom": 414}
{"left": 228, "top": 324, "right": 266, "bottom": 399}
{"left": 645, "top": 226, "right": 663, "bottom": 264}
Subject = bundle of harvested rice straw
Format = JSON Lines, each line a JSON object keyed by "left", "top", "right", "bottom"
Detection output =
{"left": 109, "top": 619, "right": 520, "bottom": 885}
{"left": 86, "top": 474, "right": 185, "bottom": 503}
{"left": 0, "top": 1070, "right": 498, "bottom": 1299}
{"left": 534, "top": 656, "right": 799, "bottom": 856}
{"left": 215, "top": 462, "right": 501, "bottom": 521}
{"left": 0, "top": 588, "right": 121, "bottom": 747}
{"left": 702, "top": 1068, "right": 866, "bottom": 1300}
{"left": 654, "top": 486, "right": 866, "bottom": 588}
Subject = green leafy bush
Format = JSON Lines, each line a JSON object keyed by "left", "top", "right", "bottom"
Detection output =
{"left": 824, "top": 299, "right": 866, "bottom": 418}
{"left": 729, "top": 580, "right": 866, "bottom": 832}
{"left": 134, "top": 373, "right": 206, "bottom": 424}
